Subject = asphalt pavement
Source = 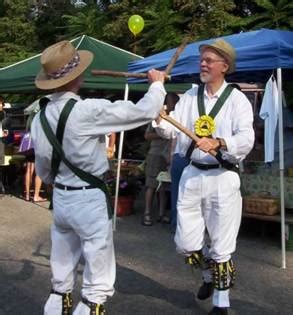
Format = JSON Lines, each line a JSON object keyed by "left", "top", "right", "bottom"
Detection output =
{"left": 0, "top": 193, "right": 293, "bottom": 315}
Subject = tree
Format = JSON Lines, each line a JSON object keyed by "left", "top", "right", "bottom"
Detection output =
{"left": 61, "top": 4, "right": 107, "bottom": 39}
{"left": 175, "top": 0, "right": 240, "bottom": 41}
{"left": 100, "top": 0, "right": 186, "bottom": 55}
{"left": 100, "top": 0, "right": 149, "bottom": 55}
{"left": 0, "top": 0, "right": 38, "bottom": 67}
{"left": 33, "top": 0, "right": 75, "bottom": 48}
{"left": 139, "top": 0, "right": 187, "bottom": 53}
{"left": 236, "top": 0, "right": 293, "bottom": 30}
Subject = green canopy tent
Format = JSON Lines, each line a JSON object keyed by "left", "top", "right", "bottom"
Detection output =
{"left": 0, "top": 34, "right": 190, "bottom": 94}
{"left": 0, "top": 35, "right": 143, "bottom": 94}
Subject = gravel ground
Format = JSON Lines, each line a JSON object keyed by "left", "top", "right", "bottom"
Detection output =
{"left": 0, "top": 194, "right": 293, "bottom": 315}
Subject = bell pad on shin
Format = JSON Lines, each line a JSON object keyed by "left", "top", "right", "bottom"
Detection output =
{"left": 50, "top": 289, "right": 73, "bottom": 315}
{"left": 185, "top": 250, "right": 210, "bottom": 270}
{"left": 211, "top": 259, "right": 236, "bottom": 290}
{"left": 82, "top": 297, "right": 106, "bottom": 315}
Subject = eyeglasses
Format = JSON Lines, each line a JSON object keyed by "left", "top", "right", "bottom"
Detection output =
{"left": 200, "top": 57, "right": 225, "bottom": 65}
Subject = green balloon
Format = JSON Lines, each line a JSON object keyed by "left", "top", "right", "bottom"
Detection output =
{"left": 128, "top": 15, "right": 144, "bottom": 36}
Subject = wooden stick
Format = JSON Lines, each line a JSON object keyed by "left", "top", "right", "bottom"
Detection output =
{"left": 91, "top": 37, "right": 188, "bottom": 80}
{"left": 91, "top": 69, "right": 148, "bottom": 79}
{"left": 165, "top": 38, "right": 189, "bottom": 75}
{"left": 159, "top": 113, "right": 218, "bottom": 157}
{"left": 91, "top": 69, "right": 171, "bottom": 80}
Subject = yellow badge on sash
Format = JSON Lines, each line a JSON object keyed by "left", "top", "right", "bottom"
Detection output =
{"left": 194, "top": 115, "right": 216, "bottom": 137}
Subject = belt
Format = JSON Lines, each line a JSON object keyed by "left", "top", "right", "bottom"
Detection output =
{"left": 54, "top": 183, "right": 97, "bottom": 191}
{"left": 191, "top": 161, "right": 220, "bottom": 170}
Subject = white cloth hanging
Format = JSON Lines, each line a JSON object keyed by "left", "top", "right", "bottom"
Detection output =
{"left": 259, "top": 75, "right": 279, "bottom": 162}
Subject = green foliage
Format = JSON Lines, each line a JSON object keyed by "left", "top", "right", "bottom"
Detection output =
{"left": 0, "top": 43, "right": 35, "bottom": 68}
{"left": 33, "top": 0, "right": 75, "bottom": 47}
{"left": 0, "top": 0, "right": 292, "bottom": 77}
{"left": 61, "top": 6, "right": 107, "bottom": 39}
{"left": 0, "top": 0, "right": 38, "bottom": 66}
{"left": 0, "top": 0, "right": 36, "bottom": 46}
{"left": 140, "top": 0, "right": 187, "bottom": 53}
{"left": 234, "top": 0, "right": 293, "bottom": 30}
{"left": 175, "top": 0, "right": 240, "bottom": 40}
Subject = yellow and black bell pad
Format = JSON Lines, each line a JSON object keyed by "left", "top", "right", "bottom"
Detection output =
{"left": 211, "top": 259, "right": 236, "bottom": 290}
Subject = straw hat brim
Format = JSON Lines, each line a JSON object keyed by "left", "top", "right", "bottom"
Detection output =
{"left": 35, "top": 50, "right": 94, "bottom": 90}
{"left": 199, "top": 44, "right": 235, "bottom": 74}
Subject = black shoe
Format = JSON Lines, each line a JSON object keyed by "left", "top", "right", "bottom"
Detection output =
{"left": 197, "top": 282, "right": 213, "bottom": 300}
{"left": 208, "top": 306, "right": 228, "bottom": 315}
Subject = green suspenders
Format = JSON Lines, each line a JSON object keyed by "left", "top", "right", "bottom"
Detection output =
{"left": 197, "top": 84, "right": 234, "bottom": 119}
{"left": 186, "top": 84, "right": 237, "bottom": 171}
{"left": 39, "top": 98, "right": 113, "bottom": 219}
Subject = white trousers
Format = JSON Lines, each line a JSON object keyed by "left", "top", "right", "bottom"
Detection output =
{"left": 44, "top": 187, "right": 115, "bottom": 315}
{"left": 175, "top": 164, "right": 242, "bottom": 307}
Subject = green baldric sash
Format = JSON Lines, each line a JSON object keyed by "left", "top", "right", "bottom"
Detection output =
{"left": 194, "top": 84, "right": 234, "bottom": 138}
{"left": 197, "top": 84, "right": 234, "bottom": 119}
{"left": 186, "top": 84, "right": 238, "bottom": 172}
{"left": 186, "top": 84, "right": 234, "bottom": 159}
{"left": 39, "top": 98, "right": 113, "bottom": 219}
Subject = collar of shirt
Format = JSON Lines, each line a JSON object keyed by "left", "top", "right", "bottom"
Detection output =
{"left": 203, "top": 80, "right": 228, "bottom": 114}
{"left": 203, "top": 80, "right": 228, "bottom": 101}
{"left": 50, "top": 91, "right": 81, "bottom": 103}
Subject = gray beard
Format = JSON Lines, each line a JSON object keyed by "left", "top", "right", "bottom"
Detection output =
{"left": 200, "top": 72, "right": 212, "bottom": 83}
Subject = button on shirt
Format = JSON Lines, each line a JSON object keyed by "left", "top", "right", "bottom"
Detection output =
{"left": 31, "top": 82, "right": 165, "bottom": 186}
{"left": 154, "top": 81, "right": 254, "bottom": 164}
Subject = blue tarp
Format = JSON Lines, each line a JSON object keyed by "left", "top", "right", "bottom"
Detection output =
{"left": 128, "top": 29, "right": 293, "bottom": 83}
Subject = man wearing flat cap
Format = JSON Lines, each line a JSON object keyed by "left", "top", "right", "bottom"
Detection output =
{"left": 154, "top": 39, "right": 254, "bottom": 314}
{"left": 31, "top": 40, "right": 166, "bottom": 314}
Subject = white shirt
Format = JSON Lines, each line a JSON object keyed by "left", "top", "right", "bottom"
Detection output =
{"left": 259, "top": 76, "right": 279, "bottom": 163}
{"left": 154, "top": 81, "right": 255, "bottom": 164}
{"left": 31, "top": 82, "right": 165, "bottom": 185}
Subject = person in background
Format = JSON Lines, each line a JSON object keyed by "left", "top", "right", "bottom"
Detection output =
{"left": 23, "top": 105, "right": 46, "bottom": 202}
{"left": 0, "top": 96, "right": 9, "bottom": 193}
{"left": 24, "top": 160, "right": 46, "bottom": 202}
{"left": 142, "top": 122, "right": 170, "bottom": 226}
{"left": 0, "top": 96, "right": 8, "bottom": 159}
{"left": 161, "top": 93, "right": 190, "bottom": 234}
{"left": 31, "top": 40, "right": 166, "bottom": 315}
{"left": 105, "top": 132, "right": 116, "bottom": 159}
{"left": 154, "top": 39, "right": 254, "bottom": 315}
{"left": 142, "top": 93, "right": 178, "bottom": 226}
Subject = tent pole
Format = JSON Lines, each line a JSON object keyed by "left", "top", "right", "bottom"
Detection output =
{"left": 277, "top": 68, "right": 286, "bottom": 269}
{"left": 75, "top": 34, "right": 85, "bottom": 48}
{"left": 113, "top": 83, "right": 129, "bottom": 231}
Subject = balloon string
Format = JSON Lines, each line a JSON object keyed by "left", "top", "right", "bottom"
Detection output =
{"left": 133, "top": 34, "right": 137, "bottom": 55}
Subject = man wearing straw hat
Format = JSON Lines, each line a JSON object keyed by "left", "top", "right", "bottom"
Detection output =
{"left": 31, "top": 40, "right": 166, "bottom": 315}
{"left": 154, "top": 39, "right": 254, "bottom": 314}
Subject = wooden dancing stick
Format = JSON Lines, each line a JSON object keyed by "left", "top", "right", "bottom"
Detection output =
{"left": 91, "top": 69, "right": 149, "bottom": 79}
{"left": 91, "top": 37, "right": 189, "bottom": 80}
{"left": 159, "top": 112, "right": 218, "bottom": 157}
{"left": 164, "top": 37, "right": 189, "bottom": 75}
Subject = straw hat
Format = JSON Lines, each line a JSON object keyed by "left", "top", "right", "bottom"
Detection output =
{"left": 35, "top": 40, "right": 93, "bottom": 90}
{"left": 199, "top": 39, "right": 236, "bottom": 74}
